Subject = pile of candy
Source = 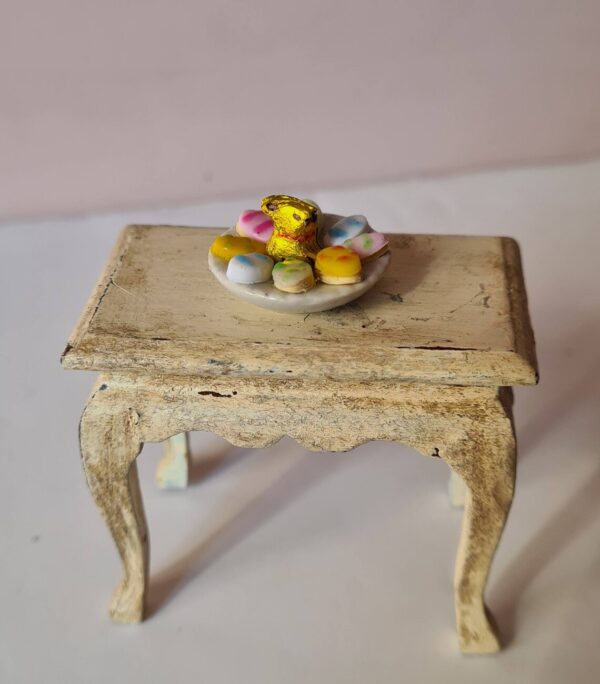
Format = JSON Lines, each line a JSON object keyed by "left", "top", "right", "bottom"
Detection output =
{"left": 209, "top": 194, "right": 389, "bottom": 294}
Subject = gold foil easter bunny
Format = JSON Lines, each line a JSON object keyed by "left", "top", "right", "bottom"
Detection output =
{"left": 261, "top": 195, "right": 320, "bottom": 262}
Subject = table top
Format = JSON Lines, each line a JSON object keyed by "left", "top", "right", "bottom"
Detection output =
{"left": 61, "top": 225, "right": 537, "bottom": 386}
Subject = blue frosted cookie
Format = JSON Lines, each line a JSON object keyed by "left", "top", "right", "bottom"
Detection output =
{"left": 320, "top": 215, "right": 370, "bottom": 247}
{"left": 226, "top": 252, "right": 274, "bottom": 284}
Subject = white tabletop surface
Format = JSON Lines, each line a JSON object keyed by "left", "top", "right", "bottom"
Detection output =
{"left": 1, "top": 160, "right": 599, "bottom": 683}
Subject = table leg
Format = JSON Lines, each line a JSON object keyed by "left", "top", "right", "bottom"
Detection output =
{"left": 155, "top": 432, "right": 190, "bottom": 489}
{"left": 443, "top": 390, "right": 516, "bottom": 653}
{"left": 79, "top": 387, "right": 147, "bottom": 623}
{"left": 448, "top": 470, "right": 467, "bottom": 508}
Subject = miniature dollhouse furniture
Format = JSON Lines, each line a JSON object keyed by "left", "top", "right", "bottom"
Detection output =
{"left": 61, "top": 225, "right": 538, "bottom": 654}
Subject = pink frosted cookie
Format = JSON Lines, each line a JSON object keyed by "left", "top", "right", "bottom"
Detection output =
{"left": 236, "top": 210, "right": 274, "bottom": 243}
{"left": 344, "top": 232, "right": 389, "bottom": 262}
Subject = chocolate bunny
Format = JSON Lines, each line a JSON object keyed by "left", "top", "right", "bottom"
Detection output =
{"left": 261, "top": 195, "right": 320, "bottom": 262}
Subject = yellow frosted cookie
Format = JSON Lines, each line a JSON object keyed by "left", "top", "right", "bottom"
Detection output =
{"left": 315, "top": 246, "right": 362, "bottom": 285}
{"left": 210, "top": 234, "right": 267, "bottom": 261}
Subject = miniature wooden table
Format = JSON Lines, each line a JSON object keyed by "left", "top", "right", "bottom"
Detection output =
{"left": 61, "top": 225, "right": 537, "bottom": 654}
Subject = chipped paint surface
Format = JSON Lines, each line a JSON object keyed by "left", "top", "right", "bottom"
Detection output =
{"left": 61, "top": 226, "right": 537, "bottom": 386}
{"left": 80, "top": 375, "right": 517, "bottom": 654}
{"left": 68, "top": 225, "right": 537, "bottom": 655}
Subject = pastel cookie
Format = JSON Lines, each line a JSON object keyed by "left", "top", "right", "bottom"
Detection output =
{"left": 272, "top": 259, "right": 315, "bottom": 293}
{"left": 226, "top": 252, "right": 274, "bottom": 284}
{"left": 320, "top": 215, "right": 370, "bottom": 247}
{"left": 210, "top": 234, "right": 267, "bottom": 261}
{"left": 344, "top": 232, "right": 389, "bottom": 261}
{"left": 315, "top": 246, "right": 362, "bottom": 285}
{"left": 235, "top": 210, "right": 274, "bottom": 243}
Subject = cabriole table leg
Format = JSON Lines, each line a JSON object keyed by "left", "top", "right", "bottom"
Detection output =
{"left": 448, "top": 470, "right": 467, "bottom": 508}
{"left": 79, "top": 381, "right": 148, "bottom": 623}
{"left": 156, "top": 432, "right": 190, "bottom": 489}
{"left": 442, "top": 388, "right": 516, "bottom": 654}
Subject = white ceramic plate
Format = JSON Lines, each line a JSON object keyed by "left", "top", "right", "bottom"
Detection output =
{"left": 207, "top": 213, "right": 391, "bottom": 314}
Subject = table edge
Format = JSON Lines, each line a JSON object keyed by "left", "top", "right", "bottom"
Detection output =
{"left": 61, "top": 225, "right": 539, "bottom": 387}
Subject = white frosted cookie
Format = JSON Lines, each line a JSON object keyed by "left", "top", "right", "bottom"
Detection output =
{"left": 320, "top": 214, "right": 370, "bottom": 247}
{"left": 226, "top": 252, "right": 274, "bottom": 284}
{"left": 272, "top": 259, "right": 315, "bottom": 293}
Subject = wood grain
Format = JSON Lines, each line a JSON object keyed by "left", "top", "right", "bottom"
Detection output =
{"left": 65, "top": 224, "right": 539, "bottom": 654}
{"left": 77, "top": 373, "right": 517, "bottom": 652}
{"left": 62, "top": 225, "right": 537, "bottom": 386}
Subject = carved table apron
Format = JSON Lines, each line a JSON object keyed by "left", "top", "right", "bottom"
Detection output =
{"left": 63, "top": 225, "right": 538, "bottom": 654}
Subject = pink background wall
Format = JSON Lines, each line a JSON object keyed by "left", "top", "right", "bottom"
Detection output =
{"left": 1, "top": 1, "right": 599, "bottom": 220}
